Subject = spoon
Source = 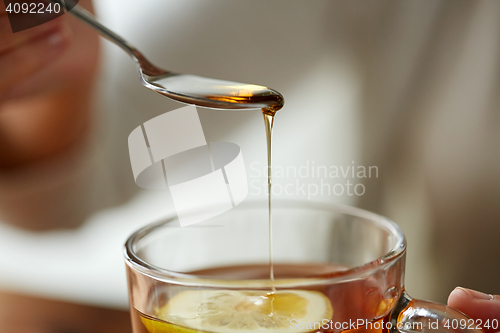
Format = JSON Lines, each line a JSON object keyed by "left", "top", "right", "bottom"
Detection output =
{"left": 53, "top": 0, "right": 284, "bottom": 111}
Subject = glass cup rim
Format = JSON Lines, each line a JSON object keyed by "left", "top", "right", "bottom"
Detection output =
{"left": 124, "top": 199, "right": 407, "bottom": 288}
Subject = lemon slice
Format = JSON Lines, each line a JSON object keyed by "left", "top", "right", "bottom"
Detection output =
{"left": 142, "top": 290, "right": 333, "bottom": 333}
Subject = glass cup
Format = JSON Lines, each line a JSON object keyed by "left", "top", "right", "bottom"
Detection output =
{"left": 124, "top": 200, "right": 482, "bottom": 333}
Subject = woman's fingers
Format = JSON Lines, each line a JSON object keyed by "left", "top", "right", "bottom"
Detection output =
{"left": 0, "top": 22, "right": 70, "bottom": 94}
{"left": 448, "top": 287, "right": 500, "bottom": 333}
{"left": 0, "top": 1, "right": 71, "bottom": 96}
{"left": 0, "top": 18, "right": 63, "bottom": 53}
{"left": 0, "top": 1, "right": 59, "bottom": 52}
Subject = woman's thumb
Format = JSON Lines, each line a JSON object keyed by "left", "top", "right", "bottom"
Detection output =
{"left": 448, "top": 287, "right": 500, "bottom": 332}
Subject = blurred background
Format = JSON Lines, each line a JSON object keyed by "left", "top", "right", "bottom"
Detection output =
{"left": 0, "top": 0, "right": 499, "bottom": 331}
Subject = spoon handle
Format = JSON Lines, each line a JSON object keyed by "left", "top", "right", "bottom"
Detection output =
{"left": 49, "top": 0, "right": 168, "bottom": 76}
{"left": 54, "top": 1, "right": 137, "bottom": 58}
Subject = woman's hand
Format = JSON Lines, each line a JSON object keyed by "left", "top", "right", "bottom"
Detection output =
{"left": 0, "top": 0, "right": 99, "bottom": 168}
{"left": 448, "top": 287, "right": 500, "bottom": 333}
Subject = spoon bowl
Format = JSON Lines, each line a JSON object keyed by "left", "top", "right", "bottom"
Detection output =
{"left": 145, "top": 74, "right": 284, "bottom": 110}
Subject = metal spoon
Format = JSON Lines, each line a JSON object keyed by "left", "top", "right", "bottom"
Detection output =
{"left": 54, "top": 1, "right": 284, "bottom": 111}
